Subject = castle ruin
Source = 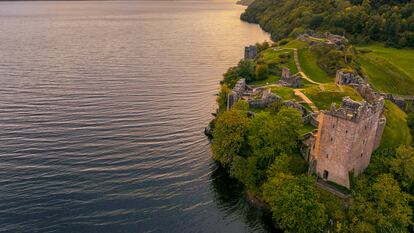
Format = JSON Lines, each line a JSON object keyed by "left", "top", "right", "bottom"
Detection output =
{"left": 308, "top": 94, "right": 386, "bottom": 188}
{"left": 244, "top": 45, "right": 257, "bottom": 60}
{"left": 335, "top": 70, "right": 365, "bottom": 86}
{"left": 278, "top": 67, "right": 301, "bottom": 88}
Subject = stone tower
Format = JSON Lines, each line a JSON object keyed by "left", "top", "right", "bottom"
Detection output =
{"left": 310, "top": 96, "right": 386, "bottom": 188}
{"left": 244, "top": 45, "right": 257, "bottom": 60}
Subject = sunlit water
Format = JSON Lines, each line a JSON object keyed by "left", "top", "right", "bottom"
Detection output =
{"left": 0, "top": 1, "right": 272, "bottom": 232}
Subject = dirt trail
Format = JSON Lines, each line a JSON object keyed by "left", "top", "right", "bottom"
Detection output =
{"left": 293, "top": 89, "right": 319, "bottom": 112}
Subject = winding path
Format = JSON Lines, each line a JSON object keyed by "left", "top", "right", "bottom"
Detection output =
{"left": 293, "top": 89, "right": 318, "bottom": 112}
{"left": 292, "top": 49, "right": 321, "bottom": 85}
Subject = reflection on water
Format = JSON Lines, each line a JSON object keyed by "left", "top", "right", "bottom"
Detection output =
{"left": 0, "top": 1, "right": 272, "bottom": 232}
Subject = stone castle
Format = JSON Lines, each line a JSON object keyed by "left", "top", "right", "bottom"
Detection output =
{"left": 306, "top": 71, "right": 386, "bottom": 188}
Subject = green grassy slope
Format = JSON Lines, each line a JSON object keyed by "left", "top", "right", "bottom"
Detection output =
{"left": 303, "top": 84, "right": 363, "bottom": 110}
{"left": 261, "top": 48, "right": 298, "bottom": 74}
{"left": 357, "top": 45, "right": 414, "bottom": 95}
{"left": 298, "top": 48, "right": 333, "bottom": 83}
{"left": 270, "top": 86, "right": 298, "bottom": 101}
{"left": 379, "top": 101, "right": 412, "bottom": 149}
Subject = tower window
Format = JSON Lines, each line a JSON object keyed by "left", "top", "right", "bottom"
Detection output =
{"left": 326, "top": 153, "right": 329, "bottom": 158}
{"left": 360, "top": 153, "right": 363, "bottom": 157}
{"left": 330, "top": 137, "right": 333, "bottom": 141}
{"left": 345, "top": 130, "right": 348, "bottom": 134}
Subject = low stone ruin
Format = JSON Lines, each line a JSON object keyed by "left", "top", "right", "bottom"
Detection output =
{"left": 248, "top": 88, "right": 282, "bottom": 108}
{"left": 226, "top": 79, "right": 281, "bottom": 110}
{"left": 298, "top": 31, "right": 347, "bottom": 50}
{"left": 335, "top": 70, "right": 365, "bottom": 85}
{"left": 227, "top": 79, "right": 248, "bottom": 110}
{"left": 277, "top": 68, "right": 301, "bottom": 88}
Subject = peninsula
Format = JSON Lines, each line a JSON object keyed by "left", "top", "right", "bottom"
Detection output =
{"left": 207, "top": 0, "right": 414, "bottom": 231}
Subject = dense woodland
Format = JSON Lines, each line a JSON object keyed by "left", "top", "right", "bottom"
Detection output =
{"left": 241, "top": 0, "right": 414, "bottom": 47}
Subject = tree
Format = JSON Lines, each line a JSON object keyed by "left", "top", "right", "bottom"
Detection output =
{"left": 349, "top": 174, "right": 412, "bottom": 232}
{"left": 263, "top": 174, "right": 328, "bottom": 233}
{"left": 222, "top": 67, "right": 239, "bottom": 88}
{"left": 247, "top": 108, "right": 302, "bottom": 168}
{"left": 267, "top": 99, "right": 283, "bottom": 114}
{"left": 389, "top": 145, "right": 414, "bottom": 192}
{"left": 407, "top": 112, "right": 414, "bottom": 136}
{"left": 211, "top": 109, "right": 250, "bottom": 167}
{"left": 255, "top": 41, "right": 270, "bottom": 54}
{"left": 237, "top": 59, "right": 256, "bottom": 82}
{"left": 230, "top": 155, "right": 262, "bottom": 192}
{"left": 255, "top": 63, "right": 269, "bottom": 80}
{"left": 216, "top": 85, "right": 231, "bottom": 111}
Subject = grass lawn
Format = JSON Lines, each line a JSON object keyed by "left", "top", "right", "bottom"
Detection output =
{"left": 270, "top": 86, "right": 298, "bottom": 101}
{"left": 303, "top": 84, "right": 363, "bottom": 110}
{"left": 357, "top": 44, "right": 414, "bottom": 78}
{"left": 379, "top": 101, "right": 412, "bottom": 149}
{"left": 357, "top": 44, "right": 414, "bottom": 95}
{"left": 358, "top": 52, "right": 414, "bottom": 95}
{"left": 301, "top": 78, "right": 317, "bottom": 88}
{"left": 298, "top": 48, "right": 333, "bottom": 83}
{"left": 260, "top": 48, "right": 298, "bottom": 74}
{"left": 281, "top": 39, "right": 309, "bottom": 49}
{"left": 308, "top": 36, "right": 328, "bottom": 43}
{"left": 248, "top": 75, "right": 279, "bottom": 87}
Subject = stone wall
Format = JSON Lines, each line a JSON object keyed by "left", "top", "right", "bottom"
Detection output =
{"left": 311, "top": 96, "right": 385, "bottom": 188}
{"left": 335, "top": 70, "right": 365, "bottom": 86}
{"left": 244, "top": 45, "right": 257, "bottom": 60}
{"left": 380, "top": 93, "right": 414, "bottom": 112}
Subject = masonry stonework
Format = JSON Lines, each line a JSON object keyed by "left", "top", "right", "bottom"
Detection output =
{"left": 311, "top": 96, "right": 385, "bottom": 188}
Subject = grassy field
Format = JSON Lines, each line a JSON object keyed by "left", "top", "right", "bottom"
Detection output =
{"left": 261, "top": 48, "right": 298, "bottom": 74}
{"left": 298, "top": 48, "right": 333, "bottom": 83}
{"left": 270, "top": 86, "right": 298, "bottom": 101}
{"left": 357, "top": 45, "right": 414, "bottom": 95}
{"left": 303, "top": 84, "right": 363, "bottom": 110}
{"left": 379, "top": 101, "right": 412, "bottom": 149}
{"left": 248, "top": 75, "right": 279, "bottom": 87}
{"left": 281, "top": 39, "right": 309, "bottom": 49}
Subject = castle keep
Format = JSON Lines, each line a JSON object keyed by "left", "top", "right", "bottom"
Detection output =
{"left": 308, "top": 86, "right": 386, "bottom": 188}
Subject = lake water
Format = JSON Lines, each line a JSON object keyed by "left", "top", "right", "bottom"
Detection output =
{"left": 0, "top": 1, "right": 271, "bottom": 232}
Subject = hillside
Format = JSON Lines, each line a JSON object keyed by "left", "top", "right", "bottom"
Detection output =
{"left": 241, "top": 0, "right": 414, "bottom": 48}
{"left": 357, "top": 45, "right": 414, "bottom": 95}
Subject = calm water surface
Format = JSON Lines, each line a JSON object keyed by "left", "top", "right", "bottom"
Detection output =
{"left": 0, "top": 1, "right": 271, "bottom": 232}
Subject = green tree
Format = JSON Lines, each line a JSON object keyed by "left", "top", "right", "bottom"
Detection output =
{"left": 248, "top": 108, "right": 302, "bottom": 167}
{"left": 211, "top": 109, "right": 250, "bottom": 167}
{"left": 267, "top": 99, "right": 283, "bottom": 114}
{"left": 232, "top": 99, "right": 249, "bottom": 111}
{"left": 255, "top": 63, "right": 269, "bottom": 80}
{"left": 237, "top": 59, "right": 256, "bottom": 82}
{"left": 407, "top": 112, "right": 414, "bottom": 136}
{"left": 389, "top": 145, "right": 414, "bottom": 192}
{"left": 263, "top": 174, "right": 328, "bottom": 233}
{"left": 216, "top": 85, "right": 231, "bottom": 111}
{"left": 349, "top": 174, "right": 412, "bottom": 232}
{"left": 222, "top": 67, "right": 239, "bottom": 88}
